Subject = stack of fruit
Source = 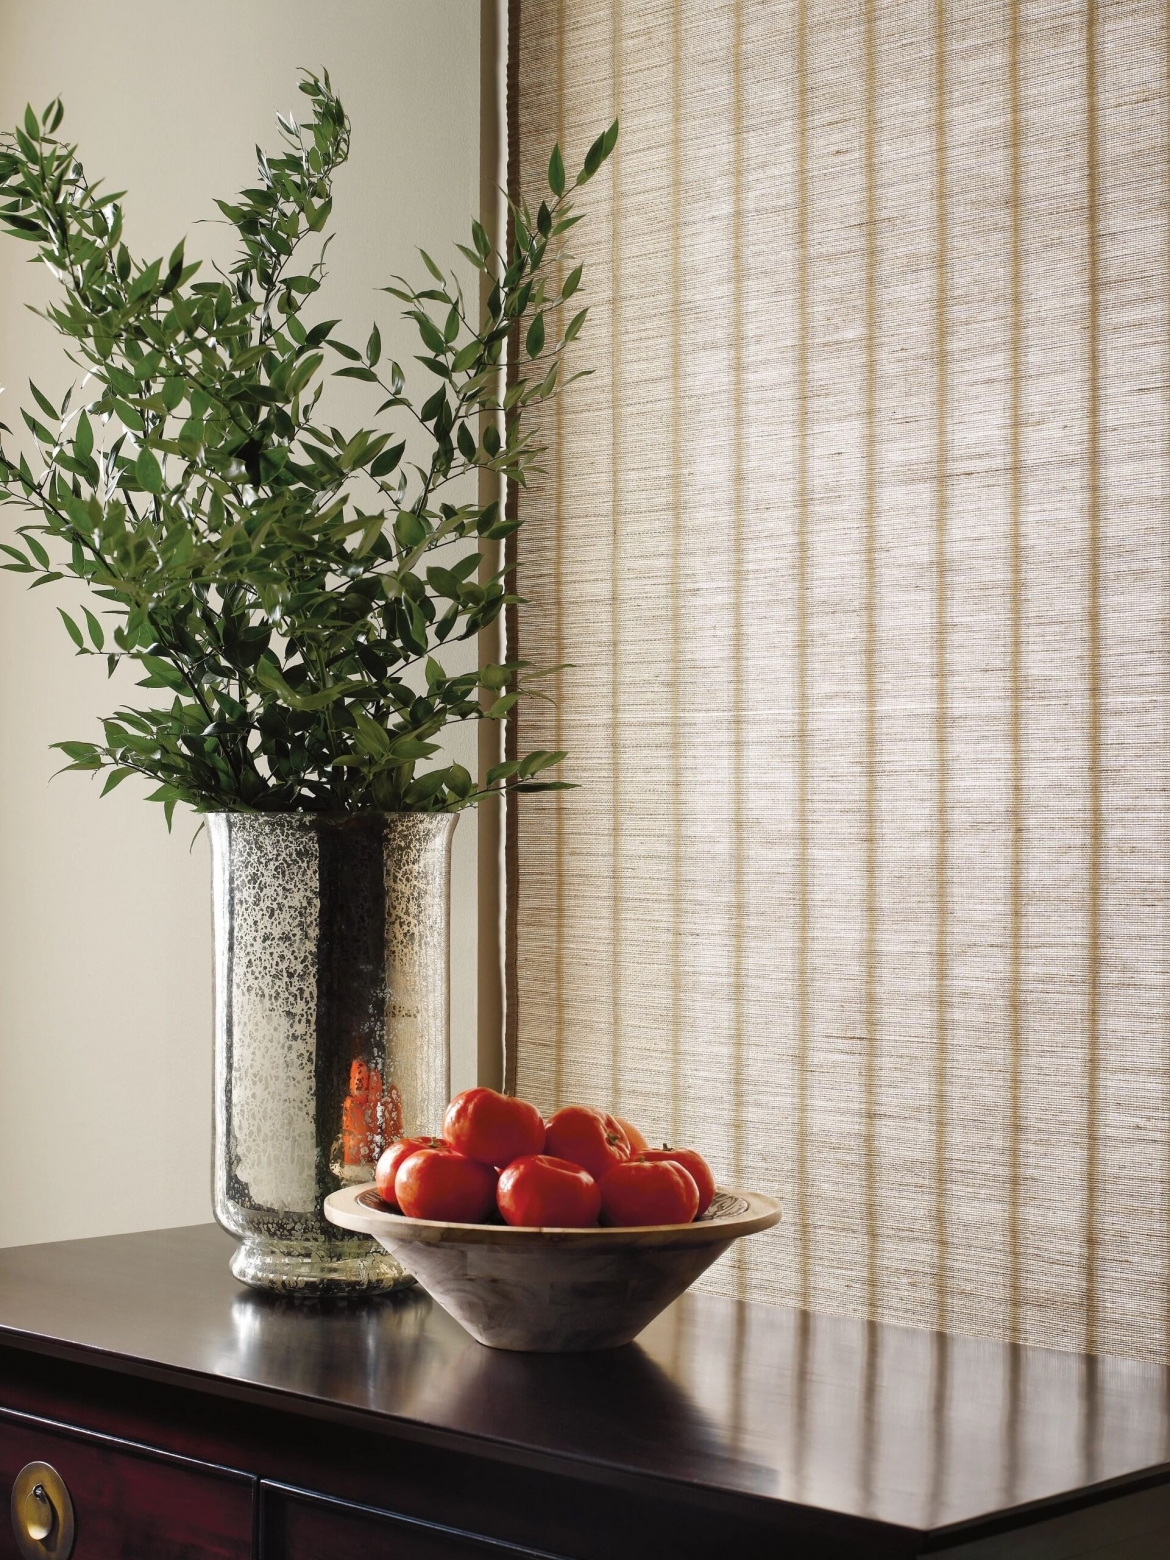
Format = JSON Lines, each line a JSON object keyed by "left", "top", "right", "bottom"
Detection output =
{"left": 374, "top": 1089, "right": 715, "bottom": 1229}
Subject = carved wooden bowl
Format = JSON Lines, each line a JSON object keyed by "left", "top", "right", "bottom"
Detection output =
{"left": 324, "top": 1184, "right": 782, "bottom": 1352}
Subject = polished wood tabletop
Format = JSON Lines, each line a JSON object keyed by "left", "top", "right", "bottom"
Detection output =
{"left": 1, "top": 1223, "right": 1168, "bottom": 1546}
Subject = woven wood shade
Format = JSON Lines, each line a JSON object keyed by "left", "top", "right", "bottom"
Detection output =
{"left": 509, "top": 0, "right": 1170, "bottom": 1361}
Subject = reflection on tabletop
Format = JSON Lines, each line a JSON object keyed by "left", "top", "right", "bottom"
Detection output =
{"left": 216, "top": 1278, "right": 1170, "bottom": 1529}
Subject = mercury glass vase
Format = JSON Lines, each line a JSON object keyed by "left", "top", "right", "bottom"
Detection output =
{"left": 209, "top": 811, "right": 457, "bottom": 1295}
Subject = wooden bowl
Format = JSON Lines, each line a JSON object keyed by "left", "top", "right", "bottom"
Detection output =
{"left": 323, "top": 1184, "right": 781, "bottom": 1352}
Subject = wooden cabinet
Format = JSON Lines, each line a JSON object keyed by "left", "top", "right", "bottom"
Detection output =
{"left": 0, "top": 1225, "right": 1168, "bottom": 1560}
{"left": 259, "top": 1484, "right": 560, "bottom": 1559}
{"left": 0, "top": 1409, "right": 253, "bottom": 1560}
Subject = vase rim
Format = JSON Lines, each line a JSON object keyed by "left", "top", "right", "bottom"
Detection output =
{"left": 204, "top": 809, "right": 458, "bottom": 829}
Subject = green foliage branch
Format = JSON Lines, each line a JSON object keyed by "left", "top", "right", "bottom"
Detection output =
{"left": 0, "top": 74, "right": 616, "bottom": 826}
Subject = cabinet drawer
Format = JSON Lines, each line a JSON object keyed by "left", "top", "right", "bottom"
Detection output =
{"left": 0, "top": 1409, "right": 253, "bottom": 1560}
{"left": 261, "top": 1483, "right": 563, "bottom": 1560}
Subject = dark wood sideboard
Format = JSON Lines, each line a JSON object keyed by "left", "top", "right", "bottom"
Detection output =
{"left": 0, "top": 1224, "right": 1167, "bottom": 1558}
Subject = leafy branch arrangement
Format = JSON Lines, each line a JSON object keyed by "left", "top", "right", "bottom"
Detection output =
{"left": 0, "top": 73, "right": 616, "bottom": 825}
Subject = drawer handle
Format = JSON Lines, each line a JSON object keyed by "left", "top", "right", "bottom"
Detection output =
{"left": 10, "top": 1462, "right": 74, "bottom": 1559}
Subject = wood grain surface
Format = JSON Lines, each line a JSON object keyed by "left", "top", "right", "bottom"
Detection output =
{"left": 0, "top": 1224, "right": 1168, "bottom": 1557}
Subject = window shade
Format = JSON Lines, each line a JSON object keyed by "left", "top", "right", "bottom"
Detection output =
{"left": 509, "top": 0, "right": 1170, "bottom": 1362}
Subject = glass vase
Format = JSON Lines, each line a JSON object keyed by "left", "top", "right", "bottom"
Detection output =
{"left": 208, "top": 811, "right": 457, "bottom": 1295}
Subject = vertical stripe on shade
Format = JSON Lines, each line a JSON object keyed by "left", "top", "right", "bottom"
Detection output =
{"left": 1083, "top": 0, "right": 1102, "bottom": 1355}
{"left": 794, "top": 0, "right": 812, "bottom": 1313}
{"left": 667, "top": 0, "right": 686, "bottom": 1148}
{"left": 608, "top": 0, "right": 624, "bottom": 1112}
{"left": 668, "top": 0, "right": 684, "bottom": 1147}
{"left": 1006, "top": 0, "right": 1025, "bottom": 1342}
{"left": 551, "top": 0, "right": 567, "bottom": 1106}
{"left": 861, "top": 0, "right": 881, "bottom": 1316}
{"left": 729, "top": 0, "right": 747, "bottom": 1196}
{"left": 501, "top": 0, "right": 522, "bottom": 1098}
{"left": 932, "top": 0, "right": 951, "bottom": 1337}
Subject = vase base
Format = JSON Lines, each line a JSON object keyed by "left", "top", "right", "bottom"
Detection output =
{"left": 229, "top": 1236, "right": 413, "bottom": 1297}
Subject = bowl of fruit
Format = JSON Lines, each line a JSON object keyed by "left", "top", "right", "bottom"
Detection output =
{"left": 324, "top": 1089, "right": 781, "bottom": 1352}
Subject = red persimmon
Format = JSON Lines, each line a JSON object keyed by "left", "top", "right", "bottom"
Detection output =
{"left": 614, "top": 1115, "right": 649, "bottom": 1154}
{"left": 599, "top": 1158, "right": 699, "bottom": 1227}
{"left": 443, "top": 1087, "right": 546, "bottom": 1167}
{"left": 374, "top": 1136, "right": 446, "bottom": 1207}
{"left": 636, "top": 1148, "right": 715, "bottom": 1215}
{"left": 496, "top": 1154, "right": 601, "bottom": 1228}
{"left": 543, "top": 1105, "right": 630, "bottom": 1182}
{"left": 395, "top": 1148, "right": 498, "bottom": 1223}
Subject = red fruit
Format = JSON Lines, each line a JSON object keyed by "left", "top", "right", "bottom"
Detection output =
{"left": 443, "top": 1087, "right": 546, "bottom": 1168}
{"left": 637, "top": 1148, "right": 715, "bottom": 1215}
{"left": 599, "top": 1158, "right": 699, "bottom": 1227}
{"left": 543, "top": 1105, "right": 630, "bottom": 1182}
{"left": 496, "top": 1155, "right": 601, "bottom": 1228}
{"left": 374, "top": 1136, "right": 446, "bottom": 1207}
{"left": 614, "top": 1115, "right": 649, "bottom": 1154}
{"left": 395, "top": 1148, "right": 498, "bottom": 1223}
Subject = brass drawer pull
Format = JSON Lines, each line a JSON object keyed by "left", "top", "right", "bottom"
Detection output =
{"left": 10, "top": 1462, "right": 74, "bottom": 1559}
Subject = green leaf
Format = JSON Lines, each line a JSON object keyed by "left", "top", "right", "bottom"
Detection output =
{"left": 352, "top": 707, "right": 392, "bottom": 755}
{"left": 525, "top": 313, "right": 545, "bottom": 358}
{"left": 74, "top": 411, "right": 93, "bottom": 462}
{"left": 29, "top": 381, "right": 58, "bottom": 421}
{"left": 135, "top": 446, "right": 163, "bottom": 494}
{"left": 0, "top": 543, "right": 32, "bottom": 571}
{"left": 24, "top": 533, "right": 50, "bottom": 569}
{"left": 287, "top": 352, "right": 324, "bottom": 397}
{"left": 564, "top": 307, "right": 588, "bottom": 342}
{"left": 100, "top": 767, "right": 135, "bottom": 797}
{"left": 451, "top": 340, "right": 480, "bottom": 373}
{"left": 548, "top": 144, "right": 565, "bottom": 196}
{"left": 388, "top": 735, "right": 439, "bottom": 761}
{"left": 366, "top": 323, "right": 382, "bottom": 366}
{"left": 519, "top": 748, "right": 566, "bottom": 777}
{"left": 447, "top": 763, "right": 473, "bottom": 800}
{"left": 578, "top": 118, "right": 619, "bottom": 184}
{"left": 562, "top": 264, "right": 583, "bottom": 300}
{"left": 394, "top": 510, "right": 428, "bottom": 549}
{"left": 369, "top": 441, "right": 406, "bottom": 478}
{"left": 58, "top": 608, "right": 84, "bottom": 650}
{"left": 419, "top": 249, "right": 445, "bottom": 283}
{"left": 137, "top": 654, "right": 187, "bottom": 690}
{"left": 403, "top": 768, "right": 450, "bottom": 806}
{"left": 82, "top": 607, "right": 105, "bottom": 651}
{"left": 415, "top": 314, "right": 446, "bottom": 355}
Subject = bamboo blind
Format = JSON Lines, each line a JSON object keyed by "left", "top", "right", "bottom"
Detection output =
{"left": 509, "top": 0, "right": 1170, "bottom": 1361}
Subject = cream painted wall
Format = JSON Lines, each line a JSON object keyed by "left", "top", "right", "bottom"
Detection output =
{"left": 0, "top": 0, "right": 482, "bottom": 1247}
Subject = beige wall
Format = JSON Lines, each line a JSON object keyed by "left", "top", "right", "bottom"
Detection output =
{"left": 0, "top": 0, "right": 482, "bottom": 1247}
